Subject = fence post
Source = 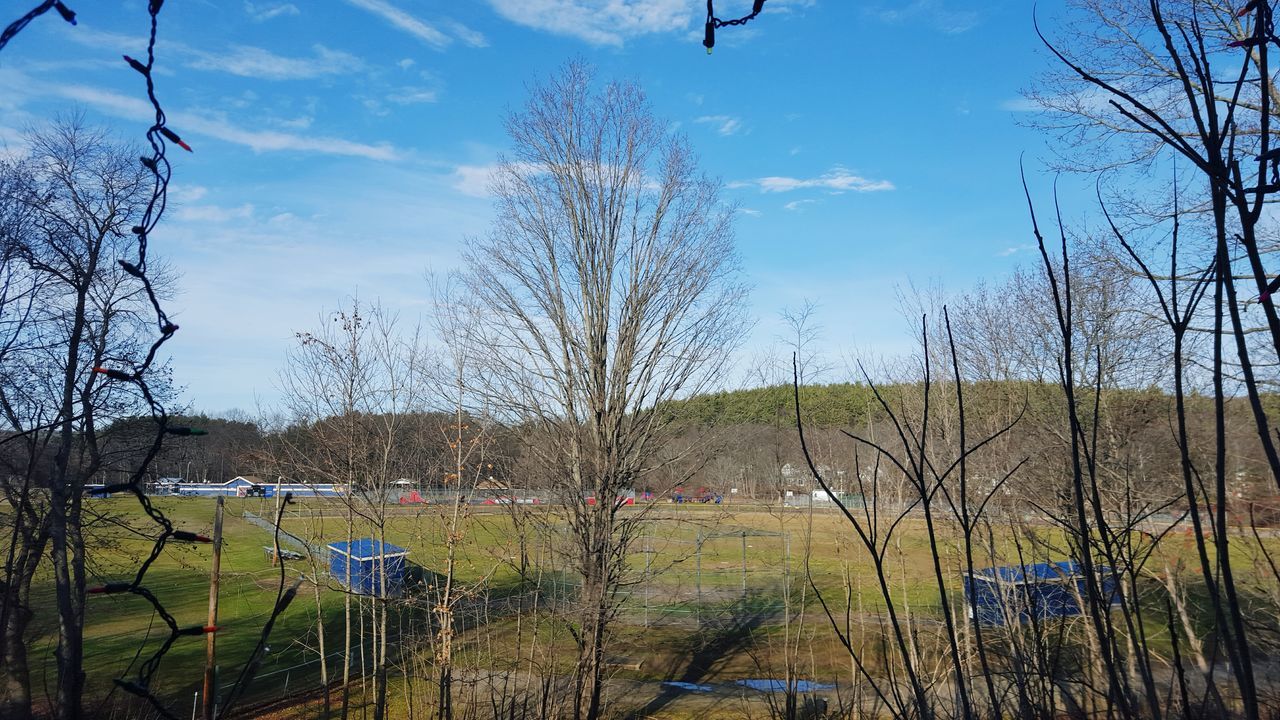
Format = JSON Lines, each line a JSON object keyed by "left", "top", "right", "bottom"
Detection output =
{"left": 644, "top": 530, "right": 651, "bottom": 628}
{"left": 695, "top": 530, "right": 703, "bottom": 624}
{"left": 203, "top": 496, "right": 223, "bottom": 720}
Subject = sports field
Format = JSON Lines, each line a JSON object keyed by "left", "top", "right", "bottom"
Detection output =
{"left": 11, "top": 495, "right": 1272, "bottom": 717}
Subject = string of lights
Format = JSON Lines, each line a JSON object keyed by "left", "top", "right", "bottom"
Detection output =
{"left": 1232, "top": 0, "right": 1274, "bottom": 47}
{"left": 0, "top": 1, "right": 76, "bottom": 53}
{"left": 1, "top": 3, "right": 297, "bottom": 717}
{"left": 702, "top": 0, "right": 768, "bottom": 53}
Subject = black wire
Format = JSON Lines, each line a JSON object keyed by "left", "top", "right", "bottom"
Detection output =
{"left": 0, "top": 2, "right": 69, "bottom": 53}
{"left": 0, "top": 2, "right": 291, "bottom": 716}
{"left": 703, "top": 1, "right": 768, "bottom": 52}
{"left": 708, "top": 0, "right": 766, "bottom": 28}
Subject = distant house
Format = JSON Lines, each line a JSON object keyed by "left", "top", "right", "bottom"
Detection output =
{"left": 327, "top": 539, "right": 409, "bottom": 596}
{"left": 169, "top": 476, "right": 259, "bottom": 497}
{"left": 166, "top": 476, "right": 344, "bottom": 497}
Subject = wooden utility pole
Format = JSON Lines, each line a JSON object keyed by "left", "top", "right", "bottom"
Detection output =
{"left": 203, "top": 496, "right": 224, "bottom": 720}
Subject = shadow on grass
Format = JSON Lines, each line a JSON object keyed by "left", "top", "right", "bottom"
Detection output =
{"left": 623, "top": 588, "right": 785, "bottom": 719}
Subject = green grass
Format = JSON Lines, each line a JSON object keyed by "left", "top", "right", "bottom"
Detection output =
{"left": 9, "top": 495, "right": 1279, "bottom": 716}
{"left": 18, "top": 497, "right": 339, "bottom": 715}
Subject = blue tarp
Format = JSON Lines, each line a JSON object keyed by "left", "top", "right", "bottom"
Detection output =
{"left": 327, "top": 539, "right": 408, "bottom": 596}
{"left": 735, "top": 679, "right": 835, "bottom": 693}
{"left": 964, "top": 561, "right": 1117, "bottom": 626}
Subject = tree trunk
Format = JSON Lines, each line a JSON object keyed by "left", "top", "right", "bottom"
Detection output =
{"left": 312, "top": 562, "right": 330, "bottom": 720}
{"left": 341, "top": 503, "right": 353, "bottom": 720}
{"left": 51, "top": 283, "right": 90, "bottom": 720}
{"left": 50, "top": 506, "right": 85, "bottom": 720}
{"left": 574, "top": 554, "right": 609, "bottom": 720}
{"left": 0, "top": 500, "right": 48, "bottom": 720}
{"left": 1, "top": 587, "right": 34, "bottom": 720}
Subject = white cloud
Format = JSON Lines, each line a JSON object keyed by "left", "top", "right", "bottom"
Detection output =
{"left": 387, "top": 87, "right": 439, "bottom": 104}
{"left": 175, "top": 203, "right": 256, "bottom": 223}
{"left": 453, "top": 164, "right": 497, "bottom": 197}
{"left": 342, "top": 0, "right": 452, "bottom": 49}
{"left": 398, "top": 58, "right": 416, "bottom": 70}
{"left": 442, "top": 20, "right": 490, "bottom": 48}
{"left": 276, "top": 114, "right": 314, "bottom": 130}
{"left": 784, "top": 199, "right": 816, "bottom": 211}
{"left": 487, "top": 0, "right": 691, "bottom": 46}
{"left": 1001, "top": 97, "right": 1040, "bottom": 112}
{"left": 244, "top": 2, "right": 300, "bottom": 21}
{"left": 695, "top": 115, "right": 743, "bottom": 136}
{"left": 186, "top": 44, "right": 363, "bottom": 80}
{"left": 872, "top": 0, "right": 979, "bottom": 34}
{"left": 738, "top": 207, "right": 762, "bottom": 216}
{"left": 174, "top": 113, "right": 397, "bottom": 160}
{"left": 35, "top": 80, "right": 398, "bottom": 161}
{"left": 997, "top": 244, "right": 1034, "bottom": 257}
{"left": 169, "top": 184, "right": 209, "bottom": 203}
{"left": 60, "top": 27, "right": 360, "bottom": 82}
{"left": 0, "top": 125, "right": 29, "bottom": 159}
{"left": 450, "top": 161, "right": 544, "bottom": 197}
{"left": 733, "top": 167, "right": 895, "bottom": 193}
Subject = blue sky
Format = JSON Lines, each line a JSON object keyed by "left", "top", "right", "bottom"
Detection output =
{"left": 1, "top": 0, "right": 1074, "bottom": 414}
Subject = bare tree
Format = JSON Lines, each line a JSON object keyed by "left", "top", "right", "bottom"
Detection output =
{"left": 0, "top": 118, "right": 169, "bottom": 720}
{"left": 454, "top": 62, "right": 748, "bottom": 720}
{"left": 272, "top": 298, "right": 431, "bottom": 720}
{"left": 1026, "top": 4, "right": 1280, "bottom": 716}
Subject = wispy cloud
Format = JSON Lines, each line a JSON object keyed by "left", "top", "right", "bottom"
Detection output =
{"left": 453, "top": 164, "right": 497, "bottom": 197}
{"left": 187, "top": 44, "right": 363, "bottom": 80}
{"left": 60, "top": 27, "right": 361, "bottom": 82}
{"left": 169, "top": 184, "right": 209, "bottom": 204}
{"left": 58, "top": 25, "right": 151, "bottom": 53}
{"left": 870, "top": 0, "right": 979, "bottom": 34}
{"left": 487, "top": 0, "right": 690, "bottom": 46}
{"left": 784, "top": 199, "right": 817, "bottom": 211}
{"left": 738, "top": 207, "right": 762, "bottom": 217}
{"left": 386, "top": 86, "right": 439, "bottom": 104}
{"left": 442, "top": 19, "right": 490, "bottom": 48}
{"left": 244, "top": 1, "right": 300, "bottom": 21}
{"left": 341, "top": 0, "right": 477, "bottom": 49}
{"left": 23, "top": 77, "right": 398, "bottom": 160}
{"left": 997, "top": 244, "right": 1034, "bottom": 257}
{"left": 695, "top": 115, "right": 743, "bottom": 136}
{"left": 1001, "top": 97, "right": 1040, "bottom": 112}
{"left": 175, "top": 203, "right": 256, "bottom": 223}
{"left": 731, "top": 166, "right": 895, "bottom": 193}
{"left": 182, "top": 114, "right": 396, "bottom": 159}
{"left": 1004, "top": 87, "right": 1117, "bottom": 115}
{"left": 451, "top": 161, "right": 548, "bottom": 197}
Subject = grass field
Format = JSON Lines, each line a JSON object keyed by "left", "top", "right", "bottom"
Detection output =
{"left": 11, "top": 494, "right": 1278, "bottom": 718}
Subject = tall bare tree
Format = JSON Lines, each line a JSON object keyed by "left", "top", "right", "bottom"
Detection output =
{"left": 454, "top": 62, "right": 747, "bottom": 720}
{"left": 0, "top": 118, "right": 168, "bottom": 720}
{"left": 273, "top": 298, "right": 430, "bottom": 720}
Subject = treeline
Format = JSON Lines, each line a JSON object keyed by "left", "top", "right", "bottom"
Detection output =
{"left": 659, "top": 380, "right": 1279, "bottom": 504}
{"left": 95, "top": 380, "right": 1279, "bottom": 498}
{"left": 92, "top": 410, "right": 519, "bottom": 488}
{"left": 662, "top": 379, "right": 1274, "bottom": 428}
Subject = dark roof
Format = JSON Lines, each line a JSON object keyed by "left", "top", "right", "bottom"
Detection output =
{"left": 326, "top": 538, "right": 409, "bottom": 560}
